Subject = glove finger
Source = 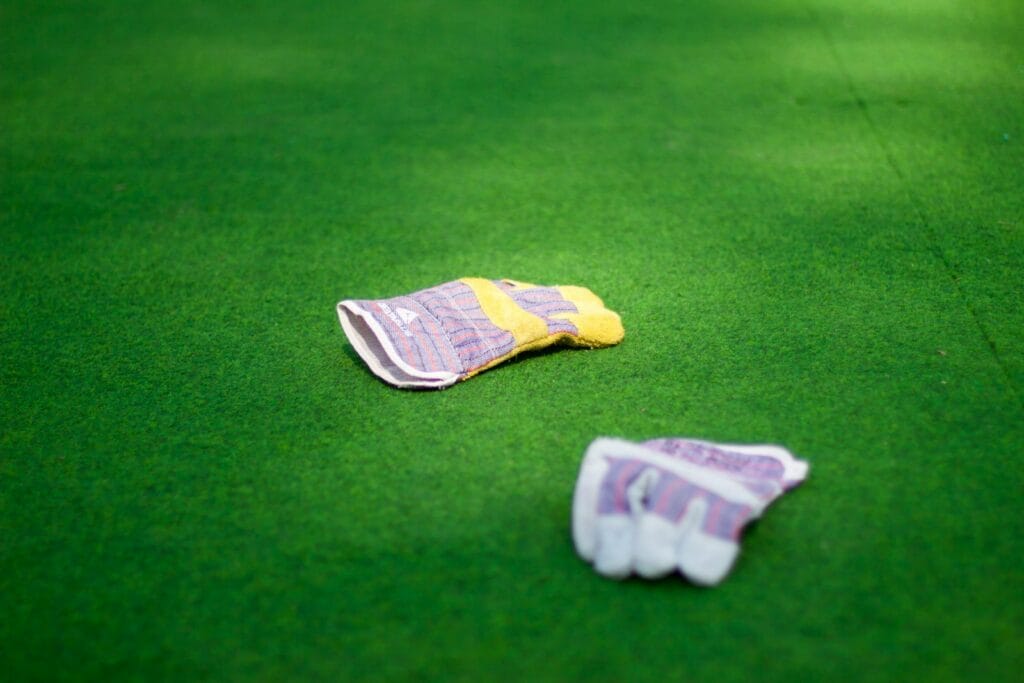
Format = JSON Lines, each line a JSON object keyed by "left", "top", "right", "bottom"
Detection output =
{"left": 675, "top": 498, "right": 740, "bottom": 587}
{"left": 633, "top": 512, "right": 681, "bottom": 579}
{"left": 593, "top": 515, "right": 635, "bottom": 579}
{"left": 552, "top": 285, "right": 624, "bottom": 347}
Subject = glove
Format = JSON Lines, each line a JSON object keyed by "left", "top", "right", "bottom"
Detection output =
{"left": 572, "top": 437, "right": 809, "bottom": 585}
{"left": 336, "top": 278, "right": 624, "bottom": 388}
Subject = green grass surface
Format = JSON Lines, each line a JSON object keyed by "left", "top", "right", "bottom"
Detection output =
{"left": 2, "top": 0, "right": 1022, "bottom": 680}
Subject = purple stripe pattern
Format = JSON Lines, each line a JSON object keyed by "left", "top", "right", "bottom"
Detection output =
{"left": 596, "top": 457, "right": 772, "bottom": 541}
{"left": 353, "top": 279, "right": 590, "bottom": 379}
{"left": 352, "top": 281, "right": 515, "bottom": 375}
{"left": 494, "top": 280, "right": 579, "bottom": 336}
{"left": 642, "top": 438, "right": 788, "bottom": 485}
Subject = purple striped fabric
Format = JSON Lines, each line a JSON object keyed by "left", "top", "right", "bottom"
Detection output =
{"left": 494, "top": 280, "right": 579, "bottom": 336}
{"left": 642, "top": 439, "right": 787, "bottom": 485}
{"left": 351, "top": 281, "right": 515, "bottom": 375}
{"left": 597, "top": 457, "right": 772, "bottom": 542}
{"left": 409, "top": 281, "right": 516, "bottom": 371}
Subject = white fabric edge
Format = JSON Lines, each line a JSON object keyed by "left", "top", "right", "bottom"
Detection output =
{"left": 586, "top": 438, "right": 768, "bottom": 511}
{"left": 571, "top": 442, "right": 610, "bottom": 562}
{"left": 336, "top": 300, "right": 459, "bottom": 389}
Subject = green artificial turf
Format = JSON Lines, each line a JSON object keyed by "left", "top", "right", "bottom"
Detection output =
{"left": 2, "top": 0, "right": 1022, "bottom": 680}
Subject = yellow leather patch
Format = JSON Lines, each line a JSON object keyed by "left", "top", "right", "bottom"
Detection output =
{"left": 456, "top": 278, "right": 624, "bottom": 379}
{"left": 459, "top": 278, "right": 549, "bottom": 346}
{"left": 553, "top": 285, "right": 625, "bottom": 347}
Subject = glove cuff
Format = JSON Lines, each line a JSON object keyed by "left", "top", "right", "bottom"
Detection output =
{"left": 336, "top": 300, "right": 461, "bottom": 388}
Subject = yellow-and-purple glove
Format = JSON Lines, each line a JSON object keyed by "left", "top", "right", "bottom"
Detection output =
{"left": 336, "top": 278, "right": 624, "bottom": 388}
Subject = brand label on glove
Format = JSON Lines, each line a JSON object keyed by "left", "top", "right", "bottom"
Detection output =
{"left": 378, "top": 302, "right": 414, "bottom": 337}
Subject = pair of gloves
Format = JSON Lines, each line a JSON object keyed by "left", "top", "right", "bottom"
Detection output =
{"left": 337, "top": 278, "right": 808, "bottom": 585}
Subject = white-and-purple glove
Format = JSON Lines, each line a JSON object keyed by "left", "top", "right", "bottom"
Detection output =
{"left": 572, "top": 437, "right": 809, "bottom": 585}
